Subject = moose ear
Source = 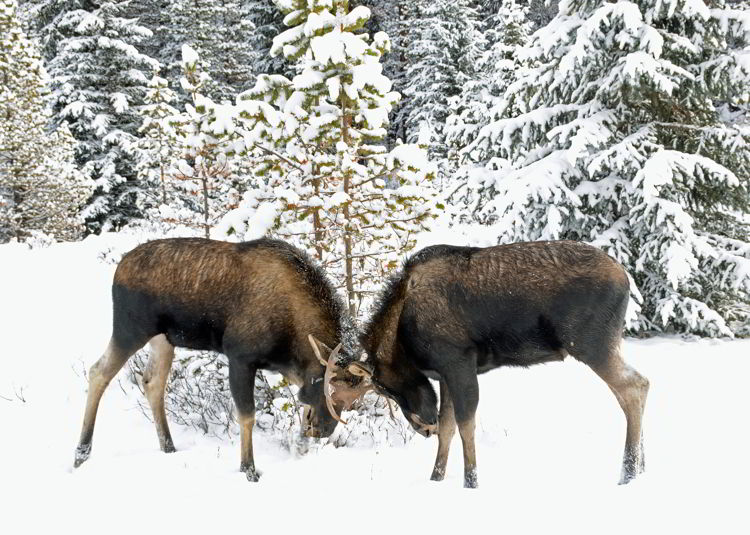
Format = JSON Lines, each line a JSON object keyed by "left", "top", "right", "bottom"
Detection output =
{"left": 347, "top": 361, "right": 373, "bottom": 378}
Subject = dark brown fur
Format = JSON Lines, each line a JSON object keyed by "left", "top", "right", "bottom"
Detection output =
{"left": 356, "top": 241, "right": 649, "bottom": 488}
{"left": 111, "top": 239, "right": 346, "bottom": 360}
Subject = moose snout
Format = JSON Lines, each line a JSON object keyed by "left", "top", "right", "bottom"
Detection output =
{"left": 418, "top": 423, "right": 438, "bottom": 438}
{"left": 408, "top": 413, "right": 438, "bottom": 437}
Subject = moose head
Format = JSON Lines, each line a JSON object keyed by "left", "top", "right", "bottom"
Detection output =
{"left": 308, "top": 335, "right": 438, "bottom": 437}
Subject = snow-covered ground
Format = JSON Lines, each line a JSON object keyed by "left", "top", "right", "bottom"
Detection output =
{"left": 1, "top": 235, "right": 749, "bottom": 534}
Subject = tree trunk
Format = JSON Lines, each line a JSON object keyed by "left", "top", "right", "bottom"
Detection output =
{"left": 201, "top": 172, "right": 210, "bottom": 239}
{"left": 341, "top": 97, "right": 356, "bottom": 317}
{"left": 159, "top": 153, "right": 167, "bottom": 205}
{"left": 312, "top": 162, "right": 323, "bottom": 261}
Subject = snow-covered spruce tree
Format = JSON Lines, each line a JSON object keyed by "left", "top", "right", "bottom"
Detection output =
{"left": 135, "top": 75, "right": 181, "bottom": 210}
{"left": 156, "top": 0, "right": 257, "bottom": 103}
{"left": 0, "top": 0, "right": 91, "bottom": 243}
{"left": 396, "top": 0, "right": 485, "bottom": 158}
{"left": 127, "top": 0, "right": 289, "bottom": 105}
{"left": 213, "top": 1, "right": 289, "bottom": 94}
{"left": 481, "top": 0, "right": 530, "bottom": 100}
{"left": 526, "top": 0, "right": 559, "bottom": 30}
{"left": 161, "top": 46, "right": 245, "bottom": 238}
{"left": 224, "top": 0, "right": 439, "bottom": 318}
{"left": 445, "top": 0, "right": 530, "bottom": 196}
{"left": 456, "top": 0, "right": 750, "bottom": 336}
{"left": 18, "top": 0, "right": 77, "bottom": 61}
{"left": 38, "top": 1, "right": 159, "bottom": 232}
{"left": 359, "top": 0, "right": 418, "bottom": 146}
{"left": 245, "top": 0, "right": 292, "bottom": 81}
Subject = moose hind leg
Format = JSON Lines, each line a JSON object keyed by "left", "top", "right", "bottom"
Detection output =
{"left": 228, "top": 358, "right": 259, "bottom": 482}
{"left": 430, "top": 379, "right": 457, "bottom": 482}
{"left": 144, "top": 335, "right": 176, "bottom": 453}
{"left": 75, "top": 337, "right": 143, "bottom": 467}
{"left": 591, "top": 347, "right": 649, "bottom": 485}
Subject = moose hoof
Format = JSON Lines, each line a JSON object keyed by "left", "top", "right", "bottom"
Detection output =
{"left": 618, "top": 470, "right": 638, "bottom": 485}
{"left": 430, "top": 468, "right": 445, "bottom": 482}
{"left": 74, "top": 444, "right": 91, "bottom": 468}
{"left": 463, "top": 469, "right": 478, "bottom": 489}
{"left": 241, "top": 464, "right": 261, "bottom": 482}
{"left": 162, "top": 440, "right": 176, "bottom": 454}
{"left": 619, "top": 465, "right": 639, "bottom": 485}
{"left": 619, "top": 450, "right": 642, "bottom": 484}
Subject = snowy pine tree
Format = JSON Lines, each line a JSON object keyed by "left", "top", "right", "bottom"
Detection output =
{"left": 360, "top": 0, "right": 418, "bottom": 146}
{"left": 129, "top": 0, "right": 289, "bottom": 109}
{"left": 154, "top": 0, "right": 257, "bottom": 103}
{"left": 36, "top": 0, "right": 159, "bottom": 232}
{"left": 444, "top": 0, "right": 530, "bottom": 209}
{"left": 0, "top": 0, "right": 92, "bottom": 243}
{"left": 222, "top": 0, "right": 439, "bottom": 317}
{"left": 245, "top": 0, "right": 291, "bottom": 81}
{"left": 526, "top": 0, "right": 559, "bottom": 30}
{"left": 455, "top": 0, "right": 750, "bottom": 335}
{"left": 397, "top": 0, "right": 485, "bottom": 159}
{"left": 158, "top": 46, "right": 244, "bottom": 238}
{"left": 20, "top": 0, "right": 79, "bottom": 62}
{"left": 445, "top": 0, "right": 530, "bottom": 195}
{"left": 135, "top": 75, "right": 181, "bottom": 210}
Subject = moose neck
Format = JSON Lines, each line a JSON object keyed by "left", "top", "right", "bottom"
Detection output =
{"left": 362, "top": 272, "right": 411, "bottom": 366}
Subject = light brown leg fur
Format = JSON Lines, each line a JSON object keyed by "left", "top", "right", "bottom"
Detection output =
{"left": 458, "top": 417, "right": 478, "bottom": 489}
{"left": 144, "top": 335, "right": 176, "bottom": 453}
{"left": 238, "top": 412, "right": 259, "bottom": 482}
{"left": 430, "top": 380, "right": 456, "bottom": 481}
{"left": 591, "top": 348, "right": 649, "bottom": 484}
{"left": 74, "top": 337, "right": 142, "bottom": 467}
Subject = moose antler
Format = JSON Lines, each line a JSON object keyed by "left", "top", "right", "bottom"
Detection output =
{"left": 308, "top": 334, "right": 329, "bottom": 366}
{"left": 308, "top": 335, "right": 376, "bottom": 425}
{"left": 329, "top": 361, "right": 376, "bottom": 423}
{"left": 322, "top": 342, "right": 346, "bottom": 424}
{"left": 308, "top": 335, "right": 348, "bottom": 423}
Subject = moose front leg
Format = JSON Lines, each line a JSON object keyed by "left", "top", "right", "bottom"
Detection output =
{"left": 430, "top": 379, "right": 456, "bottom": 481}
{"left": 228, "top": 358, "right": 260, "bottom": 482}
{"left": 446, "top": 369, "right": 479, "bottom": 489}
{"left": 457, "top": 417, "right": 478, "bottom": 489}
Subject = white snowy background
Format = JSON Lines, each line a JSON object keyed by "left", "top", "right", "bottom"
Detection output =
{"left": 1, "top": 234, "right": 748, "bottom": 534}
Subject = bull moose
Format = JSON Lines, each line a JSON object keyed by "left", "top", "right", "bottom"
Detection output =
{"left": 321, "top": 241, "right": 650, "bottom": 488}
{"left": 74, "top": 237, "right": 355, "bottom": 481}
